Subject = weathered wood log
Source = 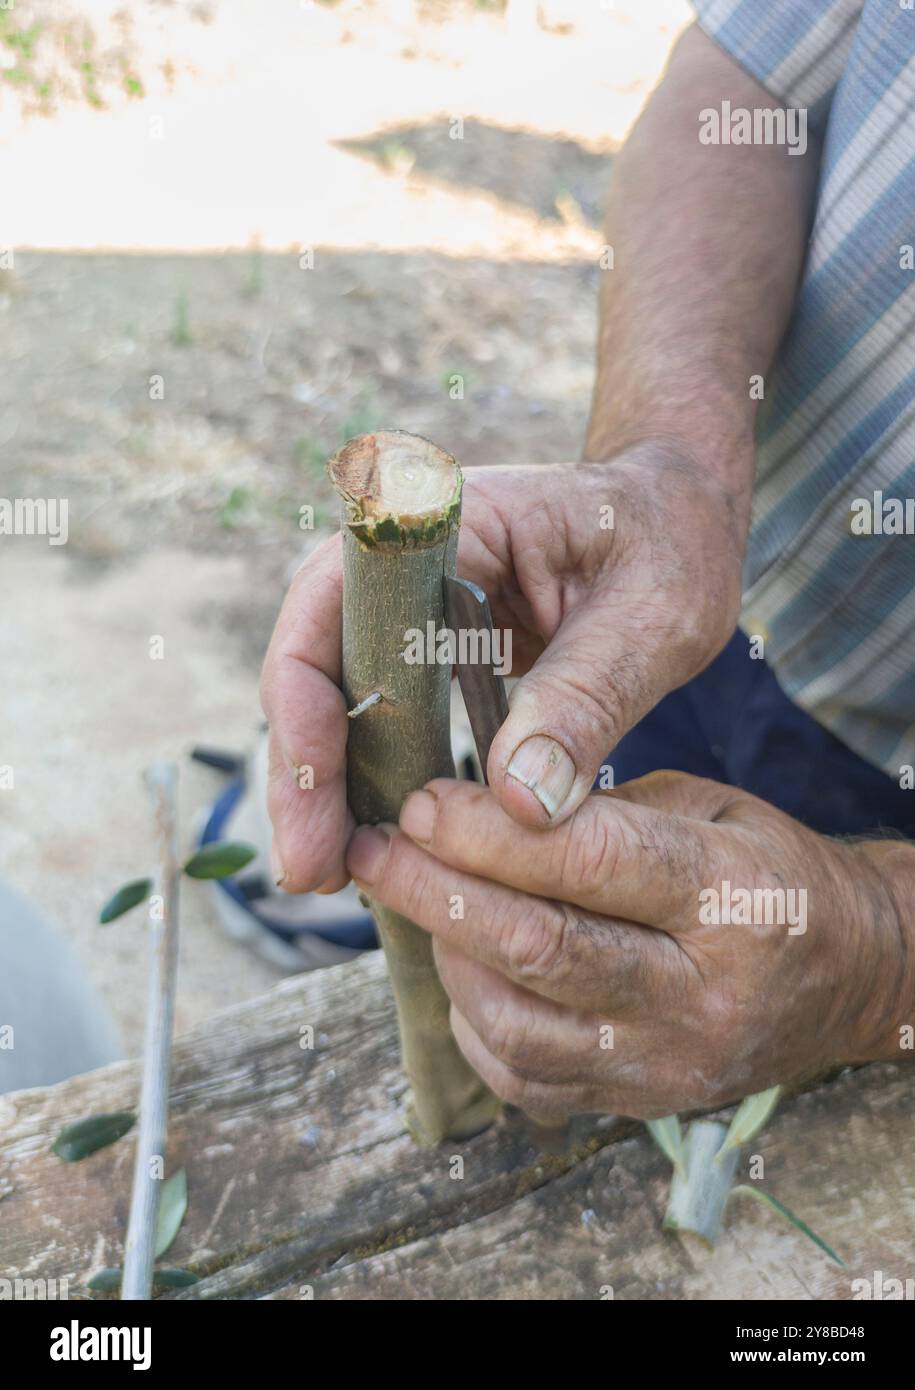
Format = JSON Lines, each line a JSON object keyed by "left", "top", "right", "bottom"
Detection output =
{"left": 327, "top": 431, "right": 497, "bottom": 1146}
{"left": 1, "top": 952, "right": 913, "bottom": 1300}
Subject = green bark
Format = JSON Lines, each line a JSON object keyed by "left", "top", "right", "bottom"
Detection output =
{"left": 663, "top": 1120, "right": 739, "bottom": 1246}
{"left": 328, "top": 431, "right": 499, "bottom": 1146}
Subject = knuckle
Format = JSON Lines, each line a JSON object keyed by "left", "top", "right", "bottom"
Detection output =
{"left": 641, "top": 813, "right": 711, "bottom": 900}
{"left": 500, "top": 901, "right": 574, "bottom": 984}
{"left": 553, "top": 805, "right": 617, "bottom": 897}
{"left": 384, "top": 843, "right": 437, "bottom": 921}
{"left": 481, "top": 1000, "right": 534, "bottom": 1076}
{"left": 436, "top": 781, "right": 488, "bottom": 847}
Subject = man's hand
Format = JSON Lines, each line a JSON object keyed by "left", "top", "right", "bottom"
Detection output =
{"left": 344, "top": 771, "right": 914, "bottom": 1121}
{"left": 260, "top": 443, "right": 746, "bottom": 893}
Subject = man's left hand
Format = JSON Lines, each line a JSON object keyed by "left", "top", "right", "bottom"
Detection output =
{"left": 346, "top": 771, "right": 912, "bottom": 1121}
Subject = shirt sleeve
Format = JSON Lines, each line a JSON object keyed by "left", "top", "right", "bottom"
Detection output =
{"left": 691, "top": 0, "right": 864, "bottom": 127}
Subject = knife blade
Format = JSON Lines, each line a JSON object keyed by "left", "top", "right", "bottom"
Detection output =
{"left": 442, "top": 574, "right": 509, "bottom": 784}
{"left": 442, "top": 573, "right": 570, "bottom": 1153}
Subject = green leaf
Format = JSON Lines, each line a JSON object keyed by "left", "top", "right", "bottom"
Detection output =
{"left": 646, "top": 1114, "right": 687, "bottom": 1178}
{"left": 182, "top": 841, "right": 256, "bottom": 880}
{"left": 731, "top": 1185, "right": 845, "bottom": 1267}
{"left": 99, "top": 878, "right": 152, "bottom": 924}
{"left": 155, "top": 1168, "right": 188, "bottom": 1259}
{"left": 52, "top": 1111, "right": 136, "bottom": 1161}
{"left": 153, "top": 1267, "right": 199, "bottom": 1289}
{"left": 717, "top": 1086, "right": 781, "bottom": 1159}
{"left": 88, "top": 1265, "right": 199, "bottom": 1294}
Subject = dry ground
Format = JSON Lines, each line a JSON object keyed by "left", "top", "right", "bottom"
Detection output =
{"left": 0, "top": 0, "right": 689, "bottom": 1052}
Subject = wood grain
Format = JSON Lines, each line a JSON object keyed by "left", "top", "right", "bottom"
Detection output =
{"left": 1, "top": 951, "right": 912, "bottom": 1300}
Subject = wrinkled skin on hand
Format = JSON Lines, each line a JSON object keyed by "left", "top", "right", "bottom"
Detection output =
{"left": 345, "top": 771, "right": 910, "bottom": 1121}
{"left": 260, "top": 445, "right": 745, "bottom": 892}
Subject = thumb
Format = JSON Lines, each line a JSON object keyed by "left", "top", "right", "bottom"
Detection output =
{"left": 487, "top": 597, "right": 674, "bottom": 827}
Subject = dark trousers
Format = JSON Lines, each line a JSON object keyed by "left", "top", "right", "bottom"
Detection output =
{"left": 609, "top": 629, "right": 915, "bottom": 839}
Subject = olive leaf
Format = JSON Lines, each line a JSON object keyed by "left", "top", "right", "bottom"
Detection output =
{"left": 646, "top": 1115, "right": 687, "bottom": 1179}
{"left": 51, "top": 1111, "right": 136, "bottom": 1162}
{"left": 99, "top": 879, "right": 152, "bottom": 924}
{"left": 152, "top": 1267, "right": 198, "bottom": 1289}
{"left": 716, "top": 1086, "right": 781, "bottom": 1159}
{"left": 182, "top": 841, "right": 256, "bottom": 880}
{"left": 154, "top": 1167, "right": 188, "bottom": 1260}
{"left": 731, "top": 1185, "right": 844, "bottom": 1266}
{"left": 88, "top": 1266, "right": 198, "bottom": 1293}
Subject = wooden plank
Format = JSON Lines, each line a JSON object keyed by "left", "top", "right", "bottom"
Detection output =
{"left": 298, "top": 1063, "right": 915, "bottom": 1301}
{"left": 0, "top": 953, "right": 620, "bottom": 1295}
{"left": 1, "top": 951, "right": 912, "bottom": 1300}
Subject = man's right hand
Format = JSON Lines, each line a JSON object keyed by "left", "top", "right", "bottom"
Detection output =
{"left": 259, "top": 441, "right": 748, "bottom": 894}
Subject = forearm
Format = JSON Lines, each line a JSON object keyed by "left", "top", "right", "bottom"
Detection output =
{"left": 585, "top": 22, "right": 821, "bottom": 517}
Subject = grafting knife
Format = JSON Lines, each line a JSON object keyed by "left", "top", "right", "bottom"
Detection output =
{"left": 442, "top": 575, "right": 509, "bottom": 784}
{"left": 443, "top": 573, "right": 569, "bottom": 1153}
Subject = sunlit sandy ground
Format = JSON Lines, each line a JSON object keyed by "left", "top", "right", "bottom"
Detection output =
{"left": 1, "top": 0, "right": 688, "bottom": 253}
{"left": 0, "top": 0, "right": 688, "bottom": 1052}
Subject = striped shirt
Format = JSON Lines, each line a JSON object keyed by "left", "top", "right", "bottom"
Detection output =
{"left": 691, "top": 0, "right": 915, "bottom": 779}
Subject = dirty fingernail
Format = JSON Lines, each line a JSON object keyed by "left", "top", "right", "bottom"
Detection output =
{"left": 270, "top": 839, "right": 286, "bottom": 888}
{"left": 346, "top": 826, "right": 391, "bottom": 885}
{"left": 400, "top": 789, "right": 436, "bottom": 844}
{"left": 506, "top": 736, "right": 576, "bottom": 819}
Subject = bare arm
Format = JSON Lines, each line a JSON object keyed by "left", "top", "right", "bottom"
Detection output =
{"left": 262, "top": 25, "right": 825, "bottom": 890}
{"left": 585, "top": 22, "right": 821, "bottom": 517}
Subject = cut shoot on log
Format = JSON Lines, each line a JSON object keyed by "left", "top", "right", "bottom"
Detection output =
{"left": 328, "top": 430, "right": 498, "bottom": 1146}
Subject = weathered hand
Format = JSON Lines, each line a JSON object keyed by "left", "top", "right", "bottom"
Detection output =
{"left": 260, "top": 442, "right": 746, "bottom": 891}
{"left": 345, "top": 771, "right": 913, "bottom": 1121}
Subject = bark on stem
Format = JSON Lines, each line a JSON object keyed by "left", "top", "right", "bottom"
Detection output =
{"left": 328, "top": 431, "right": 498, "bottom": 1146}
{"left": 121, "top": 761, "right": 181, "bottom": 1299}
{"left": 662, "top": 1120, "right": 739, "bottom": 1246}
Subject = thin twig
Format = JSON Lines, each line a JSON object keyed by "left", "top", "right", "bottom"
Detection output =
{"left": 121, "top": 762, "right": 181, "bottom": 1300}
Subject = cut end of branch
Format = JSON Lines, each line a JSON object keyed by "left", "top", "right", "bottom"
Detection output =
{"left": 328, "top": 431, "right": 461, "bottom": 546}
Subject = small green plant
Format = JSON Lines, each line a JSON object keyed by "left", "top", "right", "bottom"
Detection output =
{"left": 648, "top": 1087, "right": 843, "bottom": 1265}
{"left": 219, "top": 485, "right": 254, "bottom": 530}
{"left": 89, "top": 762, "right": 256, "bottom": 1299}
{"left": 171, "top": 289, "right": 191, "bottom": 346}
{"left": 1, "top": 18, "right": 42, "bottom": 62}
